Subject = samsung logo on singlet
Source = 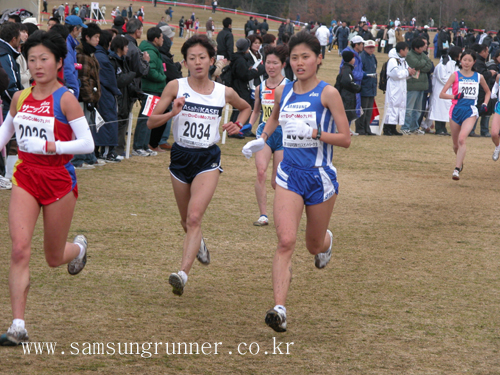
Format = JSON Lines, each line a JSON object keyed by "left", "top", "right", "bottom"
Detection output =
{"left": 283, "top": 102, "right": 311, "bottom": 111}
{"left": 461, "top": 79, "right": 477, "bottom": 83}
{"left": 182, "top": 102, "right": 222, "bottom": 116}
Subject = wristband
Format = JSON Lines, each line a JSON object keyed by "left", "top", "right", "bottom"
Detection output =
{"left": 315, "top": 126, "right": 322, "bottom": 140}
{"left": 235, "top": 121, "right": 243, "bottom": 129}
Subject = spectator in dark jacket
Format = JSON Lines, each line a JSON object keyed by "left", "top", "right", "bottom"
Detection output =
{"left": 336, "top": 50, "right": 361, "bottom": 123}
{"left": 216, "top": 17, "right": 234, "bottom": 59}
{"left": 112, "top": 16, "right": 126, "bottom": 35}
{"left": 124, "top": 19, "right": 150, "bottom": 100}
{"left": 228, "top": 38, "right": 265, "bottom": 129}
{"left": 245, "top": 17, "right": 254, "bottom": 37}
{"left": 259, "top": 19, "right": 269, "bottom": 35}
{"left": 0, "top": 22, "right": 22, "bottom": 119}
{"left": 470, "top": 43, "right": 497, "bottom": 136}
{"left": 109, "top": 36, "right": 136, "bottom": 157}
{"left": 355, "top": 40, "right": 377, "bottom": 135}
{"left": 0, "top": 62, "right": 8, "bottom": 94}
{"left": 94, "top": 30, "right": 122, "bottom": 162}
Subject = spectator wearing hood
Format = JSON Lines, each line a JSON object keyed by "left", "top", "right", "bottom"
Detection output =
{"left": 340, "top": 35, "right": 365, "bottom": 124}
{"left": 112, "top": 16, "right": 126, "bottom": 35}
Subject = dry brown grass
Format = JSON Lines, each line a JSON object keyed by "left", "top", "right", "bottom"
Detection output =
{"left": 2, "top": 3, "right": 500, "bottom": 374}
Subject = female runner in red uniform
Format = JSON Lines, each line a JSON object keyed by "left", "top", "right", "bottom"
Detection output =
{"left": 0, "top": 30, "right": 94, "bottom": 345}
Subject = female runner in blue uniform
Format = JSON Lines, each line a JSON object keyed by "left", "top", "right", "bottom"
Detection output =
{"left": 246, "top": 45, "right": 290, "bottom": 226}
{"left": 490, "top": 74, "right": 500, "bottom": 161}
{"left": 440, "top": 50, "right": 490, "bottom": 180}
{"left": 147, "top": 35, "right": 251, "bottom": 296}
{"left": 0, "top": 31, "right": 94, "bottom": 345}
{"left": 242, "top": 31, "right": 351, "bottom": 332}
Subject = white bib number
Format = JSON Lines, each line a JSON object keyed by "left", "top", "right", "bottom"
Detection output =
{"left": 15, "top": 113, "right": 55, "bottom": 154}
{"left": 280, "top": 111, "right": 319, "bottom": 148}
{"left": 178, "top": 111, "right": 218, "bottom": 148}
{"left": 459, "top": 79, "right": 479, "bottom": 100}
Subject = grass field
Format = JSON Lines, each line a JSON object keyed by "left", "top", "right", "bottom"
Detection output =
{"left": 1, "top": 2, "right": 500, "bottom": 374}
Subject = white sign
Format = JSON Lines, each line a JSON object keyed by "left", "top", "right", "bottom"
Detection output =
{"left": 91, "top": 2, "right": 100, "bottom": 10}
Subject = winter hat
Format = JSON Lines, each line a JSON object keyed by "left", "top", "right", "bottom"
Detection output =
{"left": 236, "top": 38, "right": 250, "bottom": 52}
{"left": 342, "top": 50, "right": 354, "bottom": 63}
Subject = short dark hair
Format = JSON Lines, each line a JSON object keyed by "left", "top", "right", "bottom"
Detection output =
{"left": 472, "top": 43, "right": 488, "bottom": 54}
{"left": 461, "top": 49, "right": 477, "bottom": 62}
{"left": 264, "top": 45, "right": 288, "bottom": 63}
{"left": 411, "top": 37, "right": 425, "bottom": 50}
{"left": 49, "top": 23, "right": 69, "bottom": 40}
{"left": 25, "top": 23, "right": 39, "bottom": 36}
{"left": 82, "top": 22, "right": 102, "bottom": 43}
{"left": 222, "top": 17, "right": 232, "bottom": 28}
{"left": 181, "top": 35, "right": 215, "bottom": 60}
{"left": 0, "top": 22, "right": 21, "bottom": 44}
{"left": 289, "top": 30, "right": 321, "bottom": 57}
{"left": 99, "top": 30, "right": 114, "bottom": 49}
{"left": 8, "top": 15, "right": 22, "bottom": 23}
{"left": 25, "top": 30, "right": 67, "bottom": 65}
{"left": 395, "top": 41, "right": 409, "bottom": 53}
{"left": 262, "top": 33, "right": 276, "bottom": 45}
{"left": 281, "top": 33, "right": 290, "bottom": 44}
{"left": 449, "top": 46, "right": 462, "bottom": 61}
{"left": 126, "top": 18, "right": 143, "bottom": 34}
{"left": 110, "top": 34, "right": 128, "bottom": 52}
{"left": 48, "top": 17, "right": 60, "bottom": 24}
{"left": 147, "top": 27, "right": 162, "bottom": 42}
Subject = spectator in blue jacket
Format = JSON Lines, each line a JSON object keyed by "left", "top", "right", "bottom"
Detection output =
{"left": 336, "top": 21, "right": 350, "bottom": 55}
{"left": 355, "top": 39, "right": 377, "bottom": 135}
{"left": 64, "top": 15, "right": 87, "bottom": 99}
{"left": 0, "top": 22, "right": 22, "bottom": 119}
{"left": 340, "top": 35, "right": 365, "bottom": 124}
{"left": 94, "top": 30, "right": 122, "bottom": 162}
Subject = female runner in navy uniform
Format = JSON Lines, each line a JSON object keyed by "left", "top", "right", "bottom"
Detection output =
{"left": 242, "top": 31, "right": 351, "bottom": 332}
{"left": 0, "top": 31, "right": 94, "bottom": 345}
{"left": 148, "top": 35, "right": 251, "bottom": 296}
{"left": 440, "top": 50, "right": 490, "bottom": 180}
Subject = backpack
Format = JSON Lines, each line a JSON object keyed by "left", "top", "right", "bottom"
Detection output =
{"left": 219, "top": 63, "right": 233, "bottom": 86}
{"left": 379, "top": 57, "right": 401, "bottom": 93}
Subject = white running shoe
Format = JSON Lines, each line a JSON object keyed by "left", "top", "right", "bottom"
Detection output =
{"left": 452, "top": 169, "right": 460, "bottom": 180}
{"left": 169, "top": 272, "right": 186, "bottom": 296}
{"left": 0, "top": 324, "right": 29, "bottom": 346}
{"left": 0, "top": 176, "right": 12, "bottom": 190}
{"left": 132, "top": 149, "right": 150, "bottom": 157}
{"left": 401, "top": 130, "right": 412, "bottom": 135}
{"left": 74, "top": 163, "right": 95, "bottom": 170}
{"left": 315, "top": 229, "right": 333, "bottom": 269}
{"left": 146, "top": 149, "right": 158, "bottom": 156}
{"left": 93, "top": 159, "right": 107, "bottom": 167}
{"left": 253, "top": 215, "right": 269, "bottom": 226}
{"left": 493, "top": 148, "right": 500, "bottom": 161}
{"left": 414, "top": 129, "right": 425, "bottom": 135}
{"left": 68, "top": 235, "right": 88, "bottom": 275}
{"left": 350, "top": 130, "right": 359, "bottom": 136}
{"left": 196, "top": 237, "right": 210, "bottom": 265}
{"left": 265, "top": 308, "right": 287, "bottom": 332}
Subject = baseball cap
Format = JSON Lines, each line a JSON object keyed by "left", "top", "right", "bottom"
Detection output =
{"left": 364, "top": 40, "right": 376, "bottom": 47}
{"left": 351, "top": 35, "right": 365, "bottom": 44}
{"left": 236, "top": 38, "right": 250, "bottom": 52}
{"left": 65, "top": 15, "right": 88, "bottom": 28}
{"left": 160, "top": 25, "right": 175, "bottom": 39}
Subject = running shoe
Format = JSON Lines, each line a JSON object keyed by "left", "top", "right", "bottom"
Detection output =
{"left": 145, "top": 148, "right": 158, "bottom": 156}
{"left": 105, "top": 152, "right": 121, "bottom": 163}
{"left": 411, "top": 129, "right": 425, "bottom": 135}
{"left": 0, "top": 176, "right": 12, "bottom": 190}
{"left": 196, "top": 238, "right": 210, "bottom": 265}
{"left": 169, "top": 272, "right": 185, "bottom": 296}
{"left": 452, "top": 169, "right": 460, "bottom": 180}
{"left": 253, "top": 215, "right": 269, "bottom": 226}
{"left": 93, "top": 159, "right": 106, "bottom": 167}
{"left": 68, "top": 235, "right": 88, "bottom": 275}
{"left": 315, "top": 229, "right": 333, "bottom": 269}
{"left": 74, "top": 163, "right": 95, "bottom": 170}
{"left": 0, "top": 324, "right": 29, "bottom": 346}
{"left": 493, "top": 148, "right": 500, "bottom": 161}
{"left": 265, "top": 308, "right": 287, "bottom": 332}
{"left": 401, "top": 130, "right": 412, "bottom": 135}
{"left": 132, "top": 149, "right": 150, "bottom": 157}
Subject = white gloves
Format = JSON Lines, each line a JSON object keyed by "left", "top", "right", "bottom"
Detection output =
{"left": 18, "top": 137, "right": 48, "bottom": 154}
{"left": 284, "top": 119, "right": 313, "bottom": 138}
{"left": 242, "top": 137, "right": 265, "bottom": 159}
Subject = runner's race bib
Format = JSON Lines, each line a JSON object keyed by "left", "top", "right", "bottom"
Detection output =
{"left": 15, "top": 112, "right": 55, "bottom": 154}
{"left": 280, "top": 111, "right": 319, "bottom": 148}
{"left": 178, "top": 110, "right": 218, "bottom": 148}
{"left": 459, "top": 78, "right": 479, "bottom": 100}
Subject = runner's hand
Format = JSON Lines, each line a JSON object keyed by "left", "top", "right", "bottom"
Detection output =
{"left": 242, "top": 138, "right": 265, "bottom": 159}
{"left": 479, "top": 103, "right": 488, "bottom": 115}
{"left": 18, "top": 137, "right": 47, "bottom": 154}
{"left": 454, "top": 92, "right": 464, "bottom": 100}
{"left": 284, "top": 119, "right": 313, "bottom": 138}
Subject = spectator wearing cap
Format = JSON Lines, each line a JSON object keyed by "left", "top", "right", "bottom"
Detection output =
{"left": 64, "top": 15, "right": 87, "bottom": 99}
{"left": 355, "top": 39, "right": 377, "bottom": 135}
{"left": 216, "top": 17, "right": 234, "bottom": 60}
{"left": 340, "top": 35, "right": 365, "bottom": 126}
{"left": 228, "top": 38, "right": 265, "bottom": 131}
{"left": 112, "top": 16, "right": 126, "bottom": 35}
{"left": 336, "top": 50, "right": 361, "bottom": 124}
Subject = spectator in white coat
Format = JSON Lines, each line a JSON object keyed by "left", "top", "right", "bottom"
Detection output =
{"left": 428, "top": 46, "right": 462, "bottom": 135}
{"left": 383, "top": 42, "right": 416, "bottom": 135}
{"left": 315, "top": 23, "right": 331, "bottom": 58}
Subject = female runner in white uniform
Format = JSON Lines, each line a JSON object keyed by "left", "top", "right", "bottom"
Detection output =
{"left": 242, "top": 31, "right": 351, "bottom": 332}
{"left": 148, "top": 35, "right": 251, "bottom": 296}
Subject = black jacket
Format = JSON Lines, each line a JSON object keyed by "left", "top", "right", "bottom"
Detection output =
{"left": 230, "top": 51, "right": 265, "bottom": 103}
{"left": 0, "top": 39, "right": 22, "bottom": 117}
{"left": 336, "top": 63, "right": 361, "bottom": 122}
{"left": 474, "top": 55, "right": 496, "bottom": 114}
{"left": 109, "top": 51, "right": 136, "bottom": 119}
{"left": 216, "top": 27, "right": 234, "bottom": 60}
